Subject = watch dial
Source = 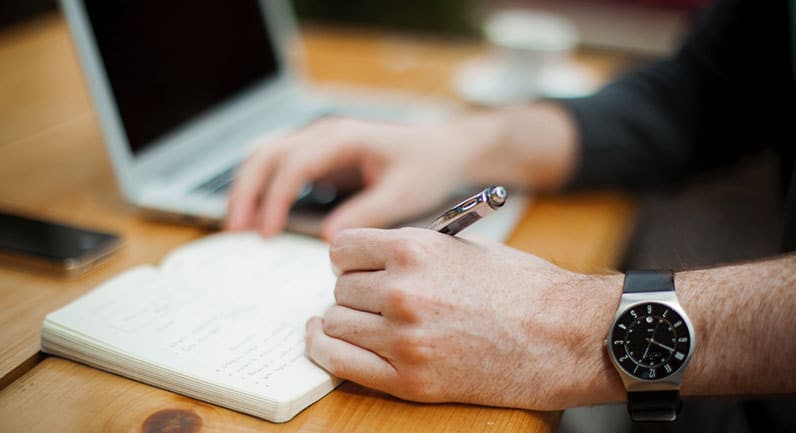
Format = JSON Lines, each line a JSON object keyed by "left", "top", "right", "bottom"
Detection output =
{"left": 610, "top": 302, "right": 691, "bottom": 380}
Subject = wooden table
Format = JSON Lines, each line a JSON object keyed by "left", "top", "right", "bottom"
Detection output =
{"left": 0, "top": 14, "right": 637, "bottom": 433}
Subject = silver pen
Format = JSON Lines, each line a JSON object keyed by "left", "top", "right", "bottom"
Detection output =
{"left": 428, "top": 186, "right": 508, "bottom": 236}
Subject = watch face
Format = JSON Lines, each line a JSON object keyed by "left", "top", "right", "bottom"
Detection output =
{"left": 610, "top": 302, "right": 692, "bottom": 380}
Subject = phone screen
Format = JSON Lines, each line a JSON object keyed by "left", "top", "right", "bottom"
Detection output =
{"left": 0, "top": 212, "right": 120, "bottom": 262}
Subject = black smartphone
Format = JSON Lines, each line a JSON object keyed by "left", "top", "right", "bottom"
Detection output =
{"left": 0, "top": 211, "right": 122, "bottom": 276}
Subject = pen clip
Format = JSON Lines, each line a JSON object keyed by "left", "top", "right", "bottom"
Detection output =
{"left": 458, "top": 197, "right": 480, "bottom": 212}
{"left": 428, "top": 186, "right": 507, "bottom": 235}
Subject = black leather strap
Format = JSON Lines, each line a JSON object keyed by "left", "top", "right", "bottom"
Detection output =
{"left": 623, "top": 270, "right": 674, "bottom": 293}
{"left": 623, "top": 270, "right": 680, "bottom": 422}
{"left": 628, "top": 391, "right": 682, "bottom": 422}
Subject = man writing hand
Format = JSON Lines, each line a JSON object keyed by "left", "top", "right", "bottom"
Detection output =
{"left": 227, "top": 0, "right": 795, "bottom": 429}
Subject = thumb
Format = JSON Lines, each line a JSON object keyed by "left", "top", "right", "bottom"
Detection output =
{"left": 321, "top": 176, "right": 410, "bottom": 239}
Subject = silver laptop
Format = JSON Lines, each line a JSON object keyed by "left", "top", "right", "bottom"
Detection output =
{"left": 60, "top": 0, "right": 529, "bottom": 240}
{"left": 59, "top": 0, "right": 426, "bottom": 228}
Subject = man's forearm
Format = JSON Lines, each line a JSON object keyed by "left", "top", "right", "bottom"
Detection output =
{"left": 456, "top": 103, "right": 580, "bottom": 191}
{"left": 677, "top": 254, "right": 796, "bottom": 397}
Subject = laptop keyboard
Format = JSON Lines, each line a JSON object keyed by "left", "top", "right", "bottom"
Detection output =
{"left": 193, "top": 164, "right": 239, "bottom": 195}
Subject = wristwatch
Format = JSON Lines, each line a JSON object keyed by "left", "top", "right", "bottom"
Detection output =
{"left": 605, "top": 270, "right": 695, "bottom": 422}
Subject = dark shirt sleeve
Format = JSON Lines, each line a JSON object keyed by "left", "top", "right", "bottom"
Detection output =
{"left": 562, "top": 0, "right": 794, "bottom": 190}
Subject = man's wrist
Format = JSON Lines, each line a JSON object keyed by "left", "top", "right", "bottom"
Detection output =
{"left": 569, "top": 272, "right": 626, "bottom": 407}
{"left": 455, "top": 103, "right": 579, "bottom": 191}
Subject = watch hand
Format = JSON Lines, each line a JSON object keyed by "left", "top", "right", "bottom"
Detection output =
{"left": 640, "top": 318, "right": 663, "bottom": 364}
{"left": 641, "top": 344, "right": 651, "bottom": 362}
{"left": 645, "top": 338, "right": 675, "bottom": 352}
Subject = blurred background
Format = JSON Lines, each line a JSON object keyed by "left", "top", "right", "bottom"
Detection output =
{"left": 3, "top": 0, "right": 705, "bottom": 53}
{"left": 0, "top": 0, "right": 782, "bottom": 299}
{"left": 2, "top": 0, "right": 782, "bottom": 311}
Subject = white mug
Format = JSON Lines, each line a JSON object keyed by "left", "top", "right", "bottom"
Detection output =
{"left": 483, "top": 9, "right": 578, "bottom": 99}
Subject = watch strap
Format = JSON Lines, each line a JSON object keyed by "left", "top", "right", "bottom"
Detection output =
{"left": 623, "top": 270, "right": 674, "bottom": 293}
{"left": 623, "top": 270, "right": 681, "bottom": 422}
{"left": 627, "top": 391, "right": 682, "bottom": 422}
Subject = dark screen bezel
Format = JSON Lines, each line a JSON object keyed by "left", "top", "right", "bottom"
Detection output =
{"left": 77, "top": 0, "right": 284, "bottom": 158}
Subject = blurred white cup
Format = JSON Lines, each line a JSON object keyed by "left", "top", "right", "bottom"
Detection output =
{"left": 483, "top": 9, "right": 578, "bottom": 99}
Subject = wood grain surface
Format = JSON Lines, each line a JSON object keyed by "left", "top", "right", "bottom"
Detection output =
{"left": 0, "top": 358, "right": 560, "bottom": 433}
{"left": 0, "top": 13, "right": 636, "bottom": 433}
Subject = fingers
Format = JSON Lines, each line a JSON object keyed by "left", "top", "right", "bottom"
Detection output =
{"left": 225, "top": 138, "right": 283, "bottom": 230}
{"left": 305, "top": 317, "right": 398, "bottom": 390}
{"left": 334, "top": 271, "right": 386, "bottom": 313}
{"left": 226, "top": 117, "right": 435, "bottom": 237}
{"left": 329, "top": 227, "right": 438, "bottom": 277}
{"left": 321, "top": 173, "right": 408, "bottom": 239}
{"left": 321, "top": 305, "right": 393, "bottom": 354}
{"left": 328, "top": 228, "right": 393, "bottom": 273}
{"left": 227, "top": 118, "right": 374, "bottom": 235}
{"left": 257, "top": 139, "right": 362, "bottom": 236}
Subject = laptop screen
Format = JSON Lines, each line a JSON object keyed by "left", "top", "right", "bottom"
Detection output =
{"left": 84, "top": 0, "right": 280, "bottom": 155}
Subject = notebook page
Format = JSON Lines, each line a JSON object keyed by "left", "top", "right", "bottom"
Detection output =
{"left": 161, "top": 232, "right": 333, "bottom": 308}
{"left": 159, "top": 232, "right": 337, "bottom": 399}
{"left": 46, "top": 232, "right": 337, "bottom": 403}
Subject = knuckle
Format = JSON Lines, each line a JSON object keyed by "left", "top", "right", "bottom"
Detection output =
{"left": 383, "top": 285, "right": 410, "bottom": 312}
{"left": 388, "top": 237, "right": 427, "bottom": 268}
{"left": 383, "top": 284, "right": 421, "bottom": 321}
{"left": 393, "top": 329, "right": 433, "bottom": 363}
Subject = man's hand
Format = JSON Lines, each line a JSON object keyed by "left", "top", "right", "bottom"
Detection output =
{"left": 226, "top": 104, "right": 579, "bottom": 240}
{"left": 226, "top": 117, "right": 487, "bottom": 239}
{"left": 307, "top": 229, "right": 796, "bottom": 407}
{"left": 305, "top": 227, "right": 624, "bottom": 410}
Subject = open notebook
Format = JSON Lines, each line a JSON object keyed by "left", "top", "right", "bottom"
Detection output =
{"left": 40, "top": 194, "right": 528, "bottom": 422}
{"left": 41, "top": 233, "right": 338, "bottom": 422}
